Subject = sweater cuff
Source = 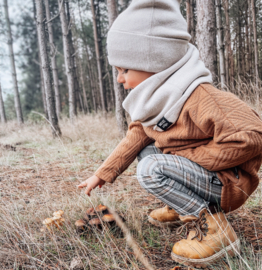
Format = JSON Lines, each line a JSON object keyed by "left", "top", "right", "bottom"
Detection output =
{"left": 94, "top": 168, "right": 117, "bottom": 183}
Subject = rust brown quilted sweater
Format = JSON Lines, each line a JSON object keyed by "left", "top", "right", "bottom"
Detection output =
{"left": 95, "top": 84, "right": 262, "bottom": 212}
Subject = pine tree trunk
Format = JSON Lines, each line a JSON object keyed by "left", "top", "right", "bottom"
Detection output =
{"left": 247, "top": 1, "right": 252, "bottom": 78}
{"left": 245, "top": 2, "right": 251, "bottom": 79}
{"left": 90, "top": 0, "right": 106, "bottom": 115}
{"left": 107, "top": 0, "right": 128, "bottom": 137}
{"left": 237, "top": 0, "right": 244, "bottom": 79}
{"left": 66, "top": 1, "right": 81, "bottom": 114}
{"left": 223, "top": 0, "right": 229, "bottom": 86}
{"left": 104, "top": 55, "right": 115, "bottom": 111}
{"left": 196, "top": 0, "right": 218, "bottom": 83}
{"left": 215, "top": 0, "right": 226, "bottom": 88}
{"left": 36, "top": 0, "right": 61, "bottom": 137}
{"left": 251, "top": 0, "right": 259, "bottom": 86}
{"left": 97, "top": 2, "right": 108, "bottom": 112}
{"left": 3, "top": 0, "right": 24, "bottom": 124}
{"left": 32, "top": 0, "right": 48, "bottom": 118}
{"left": 58, "top": 0, "right": 76, "bottom": 122}
{"left": 40, "top": 61, "right": 48, "bottom": 118}
{"left": 190, "top": 0, "right": 196, "bottom": 45}
{"left": 78, "top": 58, "right": 89, "bottom": 113}
{"left": 0, "top": 83, "right": 7, "bottom": 123}
{"left": 186, "top": 0, "right": 195, "bottom": 44}
{"left": 44, "top": 0, "right": 61, "bottom": 119}
{"left": 186, "top": 0, "right": 192, "bottom": 35}
{"left": 77, "top": 0, "right": 97, "bottom": 112}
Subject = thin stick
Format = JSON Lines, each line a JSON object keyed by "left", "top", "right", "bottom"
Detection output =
{"left": 108, "top": 208, "right": 155, "bottom": 270}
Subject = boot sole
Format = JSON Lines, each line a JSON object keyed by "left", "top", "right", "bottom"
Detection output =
{"left": 171, "top": 238, "right": 240, "bottom": 268}
{"left": 148, "top": 216, "right": 182, "bottom": 228}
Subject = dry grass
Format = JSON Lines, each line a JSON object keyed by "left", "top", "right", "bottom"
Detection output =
{"left": 0, "top": 112, "right": 261, "bottom": 270}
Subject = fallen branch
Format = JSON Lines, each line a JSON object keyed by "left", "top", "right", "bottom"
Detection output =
{"left": 108, "top": 208, "right": 155, "bottom": 270}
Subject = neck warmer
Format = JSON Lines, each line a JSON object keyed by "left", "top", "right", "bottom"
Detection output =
{"left": 122, "top": 44, "right": 213, "bottom": 132}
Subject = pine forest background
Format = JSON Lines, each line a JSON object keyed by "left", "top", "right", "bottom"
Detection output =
{"left": 0, "top": 0, "right": 262, "bottom": 137}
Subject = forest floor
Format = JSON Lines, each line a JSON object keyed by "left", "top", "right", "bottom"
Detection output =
{"left": 0, "top": 114, "right": 261, "bottom": 270}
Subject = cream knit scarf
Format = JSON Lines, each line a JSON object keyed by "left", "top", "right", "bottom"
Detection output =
{"left": 122, "top": 44, "right": 213, "bottom": 132}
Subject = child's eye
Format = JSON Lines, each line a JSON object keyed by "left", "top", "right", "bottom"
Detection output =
{"left": 122, "top": 69, "right": 128, "bottom": 74}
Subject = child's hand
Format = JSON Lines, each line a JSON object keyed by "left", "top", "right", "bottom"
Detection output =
{"left": 77, "top": 175, "right": 106, "bottom": 196}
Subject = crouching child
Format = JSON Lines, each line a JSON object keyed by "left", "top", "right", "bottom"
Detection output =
{"left": 78, "top": 0, "right": 262, "bottom": 268}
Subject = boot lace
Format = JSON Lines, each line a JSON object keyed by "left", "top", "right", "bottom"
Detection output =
{"left": 176, "top": 212, "right": 209, "bottom": 242}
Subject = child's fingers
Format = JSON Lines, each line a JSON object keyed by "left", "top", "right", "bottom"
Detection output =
{"left": 85, "top": 186, "right": 92, "bottom": 196}
{"left": 77, "top": 181, "right": 88, "bottom": 189}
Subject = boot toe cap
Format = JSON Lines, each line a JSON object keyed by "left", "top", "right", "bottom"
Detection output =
{"left": 172, "top": 240, "right": 203, "bottom": 260}
{"left": 149, "top": 210, "right": 158, "bottom": 220}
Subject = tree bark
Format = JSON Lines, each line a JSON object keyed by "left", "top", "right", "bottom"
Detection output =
{"left": 107, "top": 0, "right": 128, "bottom": 137}
{"left": 78, "top": 58, "right": 89, "bottom": 113}
{"left": 186, "top": 0, "right": 195, "bottom": 44}
{"left": 3, "top": 0, "right": 24, "bottom": 124}
{"left": 90, "top": 0, "right": 106, "bottom": 114}
{"left": 44, "top": 0, "right": 61, "bottom": 119}
{"left": 237, "top": 0, "right": 244, "bottom": 79}
{"left": 32, "top": 0, "right": 48, "bottom": 118}
{"left": 244, "top": 2, "right": 250, "bottom": 79}
{"left": 223, "top": 0, "right": 234, "bottom": 89}
{"left": 196, "top": 0, "right": 218, "bottom": 84}
{"left": 0, "top": 83, "right": 7, "bottom": 123}
{"left": 251, "top": 0, "right": 259, "bottom": 86}
{"left": 35, "top": 0, "right": 61, "bottom": 137}
{"left": 191, "top": 0, "right": 196, "bottom": 44}
{"left": 66, "top": 1, "right": 82, "bottom": 114}
{"left": 77, "top": 0, "right": 97, "bottom": 112}
{"left": 105, "top": 56, "right": 115, "bottom": 111}
{"left": 186, "top": 0, "right": 192, "bottom": 34}
{"left": 223, "top": 0, "right": 229, "bottom": 86}
{"left": 215, "top": 0, "right": 226, "bottom": 89}
{"left": 58, "top": 0, "right": 76, "bottom": 121}
{"left": 246, "top": 1, "right": 252, "bottom": 78}
{"left": 39, "top": 60, "right": 48, "bottom": 118}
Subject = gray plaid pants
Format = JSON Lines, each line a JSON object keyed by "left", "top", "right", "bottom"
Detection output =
{"left": 136, "top": 144, "right": 222, "bottom": 217}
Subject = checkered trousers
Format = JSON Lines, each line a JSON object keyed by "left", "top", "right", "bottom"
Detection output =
{"left": 136, "top": 144, "right": 222, "bottom": 217}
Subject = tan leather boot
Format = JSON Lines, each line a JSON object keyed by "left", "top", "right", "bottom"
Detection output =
{"left": 148, "top": 205, "right": 181, "bottom": 228}
{"left": 171, "top": 209, "right": 240, "bottom": 268}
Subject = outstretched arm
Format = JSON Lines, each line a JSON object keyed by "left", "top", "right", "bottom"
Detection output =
{"left": 78, "top": 121, "right": 154, "bottom": 196}
{"left": 95, "top": 121, "right": 154, "bottom": 183}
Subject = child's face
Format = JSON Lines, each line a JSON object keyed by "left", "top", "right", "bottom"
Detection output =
{"left": 115, "top": 67, "right": 155, "bottom": 89}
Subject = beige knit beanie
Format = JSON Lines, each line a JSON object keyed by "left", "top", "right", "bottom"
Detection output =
{"left": 107, "top": 0, "right": 191, "bottom": 73}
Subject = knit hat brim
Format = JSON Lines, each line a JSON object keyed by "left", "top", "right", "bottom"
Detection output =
{"left": 107, "top": 30, "right": 189, "bottom": 73}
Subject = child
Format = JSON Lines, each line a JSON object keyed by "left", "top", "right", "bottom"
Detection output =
{"left": 78, "top": 0, "right": 262, "bottom": 267}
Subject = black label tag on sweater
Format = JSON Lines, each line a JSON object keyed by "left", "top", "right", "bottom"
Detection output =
{"left": 157, "top": 117, "right": 173, "bottom": 131}
{"left": 210, "top": 176, "right": 223, "bottom": 186}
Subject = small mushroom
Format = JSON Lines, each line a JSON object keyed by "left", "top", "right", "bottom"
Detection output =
{"left": 95, "top": 204, "right": 108, "bottom": 215}
{"left": 75, "top": 219, "right": 88, "bottom": 233}
{"left": 58, "top": 217, "right": 65, "bottom": 226}
{"left": 52, "top": 216, "right": 64, "bottom": 229}
{"left": 88, "top": 217, "right": 102, "bottom": 230}
{"left": 102, "top": 214, "right": 115, "bottom": 225}
{"left": 83, "top": 214, "right": 89, "bottom": 222}
{"left": 53, "top": 210, "right": 64, "bottom": 217}
{"left": 85, "top": 207, "right": 97, "bottom": 219}
{"left": 102, "top": 214, "right": 124, "bottom": 237}
{"left": 43, "top": 218, "right": 54, "bottom": 232}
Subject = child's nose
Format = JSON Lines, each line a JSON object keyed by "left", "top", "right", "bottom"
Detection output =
{"left": 117, "top": 73, "right": 125, "bottom": 84}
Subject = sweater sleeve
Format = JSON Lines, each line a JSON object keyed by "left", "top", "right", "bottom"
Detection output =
{"left": 175, "top": 87, "right": 262, "bottom": 171}
{"left": 95, "top": 121, "right": 154, "bottom": 183}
